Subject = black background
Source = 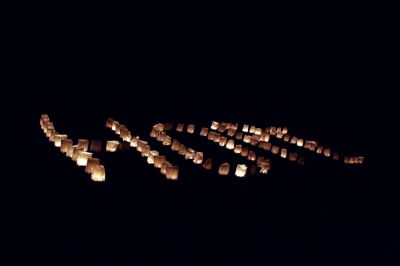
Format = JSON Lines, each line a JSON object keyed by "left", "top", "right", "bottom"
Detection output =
{"left": 8, "top": 9, "right": 398, "bottom": 265}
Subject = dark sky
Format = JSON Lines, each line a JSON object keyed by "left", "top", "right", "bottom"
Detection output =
{"left": 9, "top": 11, "right": 398, "bottom": 265}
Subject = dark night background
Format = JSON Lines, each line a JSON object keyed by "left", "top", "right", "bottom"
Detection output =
{"left": 7, "top": 8, "right": 398, "bottom": 265}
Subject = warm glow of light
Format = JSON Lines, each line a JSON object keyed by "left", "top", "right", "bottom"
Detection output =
{"left": 86, "top": 158, "right": 100, "bottom": 174}
{"left": 147, "top": 150, "right": 159, "bottom": 164}
{"left": 154, "top": 155, "right": 166, "bottom": 168}
{"left": 140, "top": 144, "right": 151, "bottom": 157}
{"left": 283, "top": 134, "right": 290, "bottom": 142}
{"left": 289, "top": 152, "right": 298, "bottom": 162}
{"left": 161, "top": 161, "right": 171, "bottom": 175}
{"left": 194, "top": 152, "right": 203, "bottom": 164}
{"left": 280, "top": 148, "right": 287, "bottom": 158}
{"left": 150, "top": 128, "right": 160, "bottom": 138}
{"left": 316, "top": 146, "right": 323, "bottom": 154}
{"left": 166, "top": 165, "right": 179, "bottom": 180}
{"left": 207, "top": 131, "right": 216, "bottom": 141}
{"left": 178, "top": 144, "right": 187, "bottom": 155}
{"left": 176, "top": 123, "right": 184, "bottom": 132}
{"left": 290, "top": 136, "right": 297, "bottom": 144}
{"left": 254, "top": 128, "right": 262, "bottom": 135}
{"left": 240, "top": 146, "right": 249, "bottom": 157}
{"left": 243, "top": 135, "right": 251, "bottom": 143}
{"left": 153, "top": 123, "right": 165, "bottom": 132}
{"left": 323, "top": 148, "right": 331, "bottom": 157}
{"left": 187, "top": 124, "right": 195, "bottom": 134}
{"left": 219, "top": 136, "right": 227, "bottom": 147}
{"left": 60, "top": 138, "right": 73, "bottom": 153}
{"left": 296, "top": 138, "right": 304, "bottom": 147}
{"left": 130, "top": 137, "right": 139, "bottom": 147}
{"left": 250, "top": 136, "right": 259, "bottom": 146}
{"left": 91, "top": 164, "right": 106, "bottom": 182}
{"left": 203, "top": 158, "right": 212, "bottom": 170}
{"left": 54, "top": 134, "right": 67, "bottom": 147}
{"left": 171, "top": 139, "right": 180, "bottom": 151}
{"left": 249, "top": 126, "right": 255, "bottom": 134}
{"left": 271, "top": 145, "right": 280, "bottom": 154}
{"left": 227, "top": 129, "right": 236, "bottom": 137}
{"left": 235, "top": 132, "right": 243, "bottom": 140}
{"left": 242, "top": 124, "right": 249, "bottom": 133}
{"left": 247, "top": 150, "right": 256, "bottom": 161}
{"left": 235, "top": 164, "right": 247, "bottom": 177}
{"left": 111, "top": 121, "right": 119, "bottom": 131}
{"left": 49, "top": 131, "right": 57, "bottom": 142}
{"left": 218, "top": 163, "right": 230, "bottom": 175}
{"left": 200, "top": 127, "right": 209, "bottom": 137}
{"left": 212, "top": 133, "right": 221, "bottom": 143}
{"left": 106, "top": 140, "right": 119, "bottom": 152}
{"left": 260, "top": 164, "right": 271, "bottom": 174}
{"left": 66, "top": 145, "right": 77, "bottom": 158}
{"left": 211, "top": 121, "right": 219, "bottom": 130}
{"left": 261, "top": 132, "right": 270, "bottom": 142}
{"left": 226, "top": 140, "right": 235, "bottom": 150}
{"left": 137, "top": 140, "right": 148, "bottom": 152}
{"left": 162, "top": 135, "right": 171, "bottom": 146}
{"left": 106, "top": 118, "right": 114, "bottom": 128}
{"left": 77, "top": 139, "right": 89, "bottom": 151}
{"left": 234, "top": 145, "right": 242, "bottom": 154}
{"left": 76, "top": 151, "right": 93, "bottom": 166}
{"left": 258, "top": 141, "right": 271, "bottom": 151}
{"left": 217, "top": 123, "right": 226, "bottom": 133}
{"left": 185, "top": 148, "right": 195, "bottom": 160}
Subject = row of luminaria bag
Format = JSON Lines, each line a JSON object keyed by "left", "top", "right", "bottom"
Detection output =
{"left": 107, "top": 120, "right": 179, "bottom": 180}
{"left": 40, "top": 114, "right": 105, "bottom": 182}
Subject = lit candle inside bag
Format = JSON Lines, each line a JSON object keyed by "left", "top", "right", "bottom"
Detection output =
{"left": 176, "top": 123, "right": 184, "bottom": 132}
{"left": 77, "top": 139, "right": 89, "bottom": 151}
{"left": 193, "top": 152, "right": 203, "bottom": 164}
{"left": 247, "top": 150, "right": 256, "bottom": 161}
{"left": 86, "top": 158, "right": 100, "bottom": 174}
{"left": 76, "top": 151, "right": 93, "bottom": 166}
{"left": 60, "top": 139, "right": 73, "bottom": 153}
{"left": 187, "top": 124, "right": 195, "bottom": 134}
{"left": 54, "top": 134, "right": 67, "bottom": 147}
{"left": 106, "top": 140, "right": 119, "bottom": 152}
{"left": 226, "top": 140, "right": 235, "bottom": 150}
{"left": 91, "top": 164, "right": 106, "bottom": 182}
{"left": 200, "top": 127, "right": 209, "bottom": 137}
{"left": 166, "top": 165, "right": 179, "bottom": 180}
{"left": 280, "top": 148, "right": 287, "bottom": 159}
{"left": 235, "top": 164, "right": 247, "bottom": 177}
{"left": 234, "top": 145, "right": 242, "bottom": 154}
{"left": 235, "top": 132, "right": 243, "bottom": 140}
{"left": 130, "top": 137, "right": 139, "bottom": 147}
{"left": 271, "top": 145, "right": 280, "bottom": 154}
{"left": 154, "top": 155, "right": 166, "bottom": 168}
{"left": 218, "top": 163, "right": 230, "bottom": 175}
{"left": 219, "top": 136, "right": 227, "bottom": 147}
{"left": 211, "top": 121, "right": 219, "bottom": 130}
{"left": 185, "top": 148, "right": 195, "bottom": 160}
{"left": 240, "top": 146, "right": 249, "bottom": 157}
{"left": 203, "top": 158, "right": 212, "bottom": 170}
